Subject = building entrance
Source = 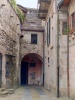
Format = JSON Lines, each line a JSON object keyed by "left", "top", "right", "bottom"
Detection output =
{"left": 21, "top": 62, "right": 28, "bottom": 85}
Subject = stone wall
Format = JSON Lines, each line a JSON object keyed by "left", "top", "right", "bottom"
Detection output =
{"left": 20, "top": 31, "right": 43, "bottom": 59}
{"left": 68, "top": 0, "right": 75, "bottom": 97}
{"left": 0, "top": 0, "right": 21, "bottom": 88}
{"left": 44, "top": 0, "right": 68, "bottom": 96}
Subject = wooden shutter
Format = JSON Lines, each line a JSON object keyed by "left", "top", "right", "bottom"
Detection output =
{"left": 49, "top": 17, "right": 50, "bottom": 43}
{"left": 47, "top": 22, "right": 48, "bottom": 45}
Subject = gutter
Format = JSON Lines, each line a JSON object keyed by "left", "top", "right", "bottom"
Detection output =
{"left": 57, "top": 7, "right": 60, "bottom": 97}
{"left": 43, "top": 29, "right": 45, "bottom": 86}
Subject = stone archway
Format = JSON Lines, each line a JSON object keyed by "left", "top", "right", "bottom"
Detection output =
{"left": 0, "top": 53, "right": 2, "bottom": 87}
{"left": 21, "top": 53, "right": 43, "bottom": 85}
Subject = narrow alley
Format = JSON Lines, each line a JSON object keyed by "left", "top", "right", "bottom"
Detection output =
{"left": 0, "top": 86, "right": 72, "bottom": 100}
{"left": 0, "top": 0, "right": 75, "bottom": 99}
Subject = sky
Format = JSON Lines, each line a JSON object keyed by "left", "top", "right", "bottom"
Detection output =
{"left": 16, "top": 0, "right": 38, "bottom": 8}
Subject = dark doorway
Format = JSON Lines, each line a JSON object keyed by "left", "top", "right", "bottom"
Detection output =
{"left": 0, "top": 53, "right": 2, "bottom": 87}
{"left": 21, "top": 62, "right": 28, "bottom": 85}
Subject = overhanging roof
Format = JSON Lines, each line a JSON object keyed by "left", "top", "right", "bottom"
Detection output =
{"left": 38, "top": 0, "right": 51, "bottom": 20}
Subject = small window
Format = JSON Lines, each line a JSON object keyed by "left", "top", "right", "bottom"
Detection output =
{"left": 31, "top": 34, "right": 37, "bottom": 44}
{"left": 47, "top": 17, "right": 51, "bottom": 45}
{"left": 48, "top": 57, "right": 49, "bottom": 63}
{"left": 72, "top": 12, "right": 75, "bottom": 28}
{"left": 62, "top": 21, "right": 67, "bottom": 35}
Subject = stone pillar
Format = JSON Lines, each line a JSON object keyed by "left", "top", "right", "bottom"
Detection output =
{"left": 2, "top": 54, "right": 6, "bottom": 88}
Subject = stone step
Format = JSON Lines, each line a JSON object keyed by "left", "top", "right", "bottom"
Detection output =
{"left": 7, "top": 89, "right": 15, "bottom": 94}
{"left": 0, "top": 88, "right": 5, "bottom": 92}
{"left": 0, "top": 91, "right": 9, "bottom": 97}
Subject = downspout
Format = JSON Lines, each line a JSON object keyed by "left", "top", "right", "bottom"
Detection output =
{"left": 57, "top": 7, "right": 60, "bottom": 98}
{"left": 67, "top": 13, "right": 70, "bottom": 97}
{"left": 43, "top": 30, "right": 45, "bottom": 86}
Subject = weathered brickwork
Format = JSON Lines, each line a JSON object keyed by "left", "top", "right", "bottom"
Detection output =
{"left": 18, "top": 8, "right": 44, "bottom": 85}
{"left": 0, "top": 0, "right": 21, "bottom": 88}
{"left": 38, "top": 0, "right": 68, "bottom": 97}
{"left": 20, "top": 9, "right": 43, "bottom": 59}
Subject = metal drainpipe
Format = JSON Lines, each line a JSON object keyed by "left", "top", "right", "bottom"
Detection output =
{"left": 43, "top": 30, "right": 45, "bottom": 86}
{"left": 57, "top": 7, "right": 60, "bottom": 98}
{"left": 67, "top": 13, "right": 70, "bottom": 97}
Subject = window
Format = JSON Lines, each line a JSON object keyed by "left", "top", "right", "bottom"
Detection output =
{"left": 49, "top": 17, "right": 50, "bottom": 43}
{"left": 29, "top": 63, "right": 36, "bottom": 67}
{"left": 31, "top": 34, "right": 37, "bottom": 44}
{"left": 62, "top": 21, "right": 67, "bottom": 35}
{"left": 72, "top": 12, "right": 75, "bottom": 28}
{"left": 48, "top": 57, "right": 49, "bottom": 63}
{"left": 47, "top": 17, "right": 51, "bottom": 45}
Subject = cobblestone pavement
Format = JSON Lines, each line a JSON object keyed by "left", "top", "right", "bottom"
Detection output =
{"left": 0, "top": 86, "right": 72, "bottom": 100}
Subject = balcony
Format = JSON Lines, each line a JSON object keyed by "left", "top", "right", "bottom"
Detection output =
{"left": 38, "top": 0, "right": 51, "bottom": 20}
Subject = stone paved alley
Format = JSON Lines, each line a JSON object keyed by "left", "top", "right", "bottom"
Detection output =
{"left": 0, "top": 86, "right": 72, "bottom": 100}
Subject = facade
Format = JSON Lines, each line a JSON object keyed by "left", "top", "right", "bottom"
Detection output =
{"left": 19, "top": 8, "right": 44, "bottom": 85}
{"left": 38, "top": 0, "right": 68, "bottom": 97}
{"left": 0, "top": 0, "right": 21, "bottom": 88}
{"left": 59, "top": 0, "right": 75, "bottom": 97}
{"left": 1, "top": 0, "right": 75, "bottom": 99}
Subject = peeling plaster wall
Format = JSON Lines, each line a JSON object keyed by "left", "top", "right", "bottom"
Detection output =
{"left": 20, "top": 31, "right": 43, "bottom": 59}
{"left": 0, "top": 0, "right": 21, "bottom": 88}
{"left": 68, "top": 0, "right": 75, "bottom": 97}
{"left": 44, "top": 0, "right": 68, "bottom": 96}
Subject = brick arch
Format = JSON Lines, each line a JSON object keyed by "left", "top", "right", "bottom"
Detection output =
{"left": 20, "top": 53, "right": 43, "bottom": 85}
{"left": 22, "top": 53, "right": 43, "bottom": 62}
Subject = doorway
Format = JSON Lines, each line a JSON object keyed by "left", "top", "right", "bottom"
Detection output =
{"left": 0, "top": 53, "right": 2, "bottom": 87}
{"left": 21, "top": 62, "right": 28, "bottom": 85}
{"left": 21, "top": 53, "right": 43, "bottom": 85}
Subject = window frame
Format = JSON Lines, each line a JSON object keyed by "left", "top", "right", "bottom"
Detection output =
{"left": 72, "top": 12, "right": 75, "bottom": 28}
{"left": 47, "top": 17, "right": 51, "bottom": 46}
{"left": 31, "top": 34, "right": 37, "bottom": 44}
{"left": 62, "top": 21, "right": 68, "bottom": 35}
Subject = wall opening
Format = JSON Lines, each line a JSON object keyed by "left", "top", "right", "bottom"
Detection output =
{"left": 21, "top": 53, "right": 43, "bottom": 85}
{"left": 21, "top": 62, "right": 28, "bottom": 85}
{"left": 0, "top": 53, "right": 2, "bottom": 87}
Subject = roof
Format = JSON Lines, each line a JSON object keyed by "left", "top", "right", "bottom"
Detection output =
{"left": 21, "top": 8, "right": 44, "bottom": 32}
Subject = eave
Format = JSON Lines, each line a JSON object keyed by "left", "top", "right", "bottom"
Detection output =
{"left": 38, "top": 0, "right": 51, "bottom": 20}
{"left": 21, "top": 29, "right": 44, "bottom": 32}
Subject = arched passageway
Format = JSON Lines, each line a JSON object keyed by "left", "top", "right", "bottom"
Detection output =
{"left": 0, "top": 53, "right": 2, "bottom": 87}
{"left": 21, "top": 53, "right": 43, "bottom": 85}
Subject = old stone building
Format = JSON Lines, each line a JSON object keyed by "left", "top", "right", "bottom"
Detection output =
{"left": 1, "top": 0, "right": 75, "bottom": 99}
{"left": 38, "top": 0, "right": 68, "bottom": 97}
{"left": 18, "top": 6, "right": 44, "bottom": 85}
{"left": 59, "top": 0, "right": 75, "bottom": 98}
{"left": 0, "top": 0, "right": 21, "bottom": 88}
